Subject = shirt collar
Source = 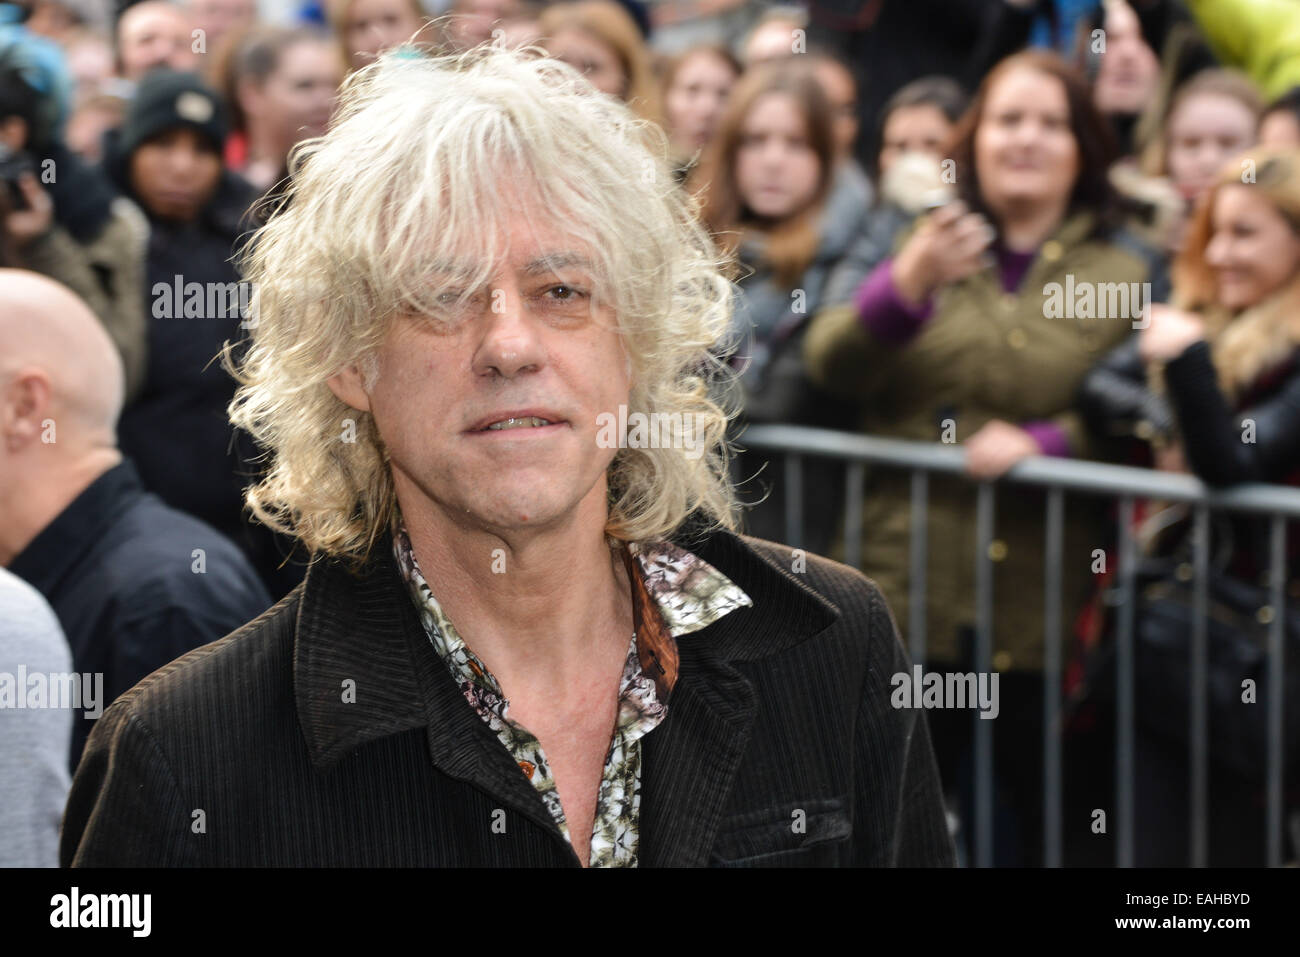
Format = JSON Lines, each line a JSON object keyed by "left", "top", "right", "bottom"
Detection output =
{"left": 9, "top": 459, "right": 141, "bottom": 597}
{"left": 391, "top": 521, "right": 752, "bottom": 701}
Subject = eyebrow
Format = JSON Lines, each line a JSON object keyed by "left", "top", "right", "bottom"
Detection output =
{"left": 422, "top": 253, "right": 595, "bottom": 281}
{"left": 521, "top": 253, "right": 595, "bottom": 277}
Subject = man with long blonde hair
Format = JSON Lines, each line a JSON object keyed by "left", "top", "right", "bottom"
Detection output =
{"left": 61, "top": 43, "right": 952, "bottom": 868}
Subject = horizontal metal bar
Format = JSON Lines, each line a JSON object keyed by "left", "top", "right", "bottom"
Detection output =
{"left": 739, "top": 424, "right": 1300, "bottom": 517}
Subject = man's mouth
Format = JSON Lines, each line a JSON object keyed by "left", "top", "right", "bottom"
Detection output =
{"left": 467, "top": 408, "right": 568, "bottom": 433}
{"left": 481, "top": 416, "right": 556, "bottom": 431}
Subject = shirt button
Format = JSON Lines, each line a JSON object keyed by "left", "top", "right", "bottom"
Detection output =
{"left": 1006, "top": 328, "right": 1028, "bottom": 349}
{"left": 993, "top": 650, "right": 1014, "bottom": 671}
{"left": 1135, "top": 419, "right": 1154, "bottom": 440}
{"left": 988, "top": 539, "right": 1008, "bottom": 561}
{"left": 1041, "top": 239, "right": 1064, "bottom": 262}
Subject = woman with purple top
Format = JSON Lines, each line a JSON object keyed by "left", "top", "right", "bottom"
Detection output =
{"left": 803, "top": 50, "right": 1166, "bottom": 867}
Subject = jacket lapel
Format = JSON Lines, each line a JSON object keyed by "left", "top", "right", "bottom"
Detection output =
{"left": 637, "top": 522, "right": 841, "bottom": 865}
{"left": 294, "top": 535, "right": 580, "bottom": 859}
{"left": 638, "top": 621, "right": 758, "bottom": 866}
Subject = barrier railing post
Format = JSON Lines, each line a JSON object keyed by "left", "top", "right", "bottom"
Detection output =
{"left": 843, "top": 462, "right": 865, "bottom": 571}
{"left": 1115, "top": 497, "right": 1135, "bottom": 868}
{"left": 1267, "top": 514, "right": 1287, "bottom": 867}
{"left": 1043, "top": 486, "right": 1064, "bottom": 867}
{"left": 784, "top": 454, "right": 804, "bottom": 549}
{"left": 1191, "top": 505, "right": 1209, "bottom": 867}
{"left": 974, "top": 481, "right": 995, "bottom": 868}
{"left": 910, "top": 469, "right": 929, "bottom": 666}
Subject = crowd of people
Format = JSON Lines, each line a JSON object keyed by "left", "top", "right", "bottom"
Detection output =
{"left": 1, "top": 0, "right": 1299, "bottom": 868}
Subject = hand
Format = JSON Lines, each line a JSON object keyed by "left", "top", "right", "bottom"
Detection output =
{"left": 891, "top": 200, "right": 995, "bottom": 306}
{"left": 1138, "top": 303, "right": 1205, "bottom": 362}
{"left": 5, "top": 173, "right": 54, "bottom": 247}
{"left": 1153, "top": 440, "right": 1190, "bottom": 474}
{"left": 964, "top": 419, "right": 1041, "bottom": 480}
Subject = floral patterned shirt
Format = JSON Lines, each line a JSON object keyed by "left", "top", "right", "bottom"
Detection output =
{"left": 393, "top": 522, "right": 752, "bottom": 867}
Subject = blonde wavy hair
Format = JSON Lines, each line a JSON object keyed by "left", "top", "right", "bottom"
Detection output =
{"left": 228, "top": 43, "right": 740, "bottom": 563}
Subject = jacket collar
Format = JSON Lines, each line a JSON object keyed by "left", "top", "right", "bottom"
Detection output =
{"left": 9, "top": 459, "right": 144, "bottom": 599}
{"left": 293, "top": 518, "right": 840, "bottom": 861}
{"left": 294, "top": 518, "right": 839, "bottom": 769}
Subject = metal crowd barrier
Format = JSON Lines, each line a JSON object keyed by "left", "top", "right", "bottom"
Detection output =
{"left": 740, "top": 423, "right": 1300, "bottom": 868}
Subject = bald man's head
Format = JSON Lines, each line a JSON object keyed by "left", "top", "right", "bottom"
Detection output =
{"left": 0, "top": 269, "right": 124, "bottom": 445}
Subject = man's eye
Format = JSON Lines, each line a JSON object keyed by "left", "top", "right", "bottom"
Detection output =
{"left": 542, "top": 284, "right": 589, "bottom": 302}
{"left": 538, "top": 285, "right": 592, "bottom": 320}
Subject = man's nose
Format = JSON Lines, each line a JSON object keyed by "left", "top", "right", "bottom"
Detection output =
{"left": 169, "top": 147, "right": 201, "bottom": 176}
{"left": 472, "top": 285, "right": 546, "bottom": 380}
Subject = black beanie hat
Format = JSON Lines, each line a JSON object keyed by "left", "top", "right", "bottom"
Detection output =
{"left": 117, "top": 69, "right": 227, "bottom": 160}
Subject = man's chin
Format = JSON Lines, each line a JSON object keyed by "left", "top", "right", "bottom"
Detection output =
{"left": 460, "top": 498, "right": 576, "bottom": 535}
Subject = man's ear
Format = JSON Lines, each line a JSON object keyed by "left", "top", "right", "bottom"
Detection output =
{"left": 1, "top": 369, "right": 52, "bottom": 452}
{"left": 326, "top": 362, "right": 373, "bottom": 413}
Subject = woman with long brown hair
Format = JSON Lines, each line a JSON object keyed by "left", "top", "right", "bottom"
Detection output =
{"left": 690, "top": 60, "right": 875, "bottom": 555}
{"left": 1131, "top": 68, "right": 1262, "bottom": 253}
{"left": 219, "top": 25, "right": 344, "bottom": 196}
{"left": 659, "top": 43, "right": 740, "bottom": 181}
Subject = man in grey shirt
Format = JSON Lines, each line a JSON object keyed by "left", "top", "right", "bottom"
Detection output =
{"left": 0, "top": 566, "right": 72, "bottom": 867}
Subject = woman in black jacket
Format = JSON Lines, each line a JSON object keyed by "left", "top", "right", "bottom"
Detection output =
{"left": 1079, "top": 150, "right": 1300, "bottom": 500}
{"left": 1077, "top": 146, "right": 1300, "bottom": 866}
{"left": 104, "top": 70, "right": 304, "bottom": 599}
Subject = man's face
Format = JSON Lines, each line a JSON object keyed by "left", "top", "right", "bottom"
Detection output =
{"left": 118, "top": 4, "right": 199, "bottom": 80}
{"left": 331, "top": 207, "right": 632, "bottom": 537}
{"left": 189, "top": 0, "right": 257, "bottom": 49}
{"left": 1092, "top": 1, "right": 1158, "bottom": 117}
{"left": 128, "top": 127, "right": 222, "bottom": 223}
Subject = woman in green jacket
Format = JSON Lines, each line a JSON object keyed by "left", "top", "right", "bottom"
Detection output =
{"left": 803, "top": 49, "right": 1165, "bottom": 866}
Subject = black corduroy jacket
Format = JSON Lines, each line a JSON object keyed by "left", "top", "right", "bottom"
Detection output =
{"left": 60, "top": 519, "right": 956, "bottom": 867}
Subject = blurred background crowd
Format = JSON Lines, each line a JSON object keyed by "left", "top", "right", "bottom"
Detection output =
{"left": 2, "top": 0, "right": 1300, "bottom": 868}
